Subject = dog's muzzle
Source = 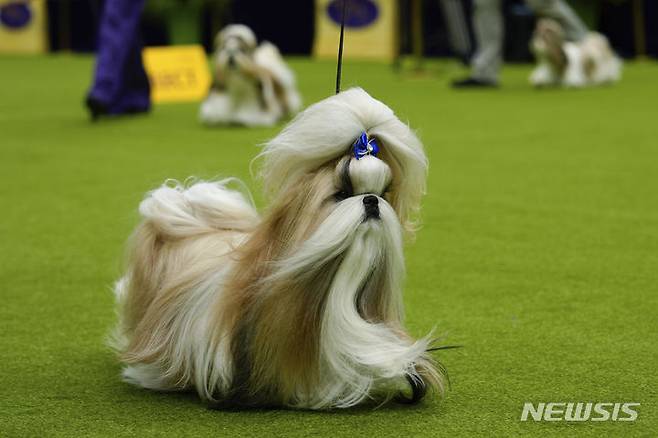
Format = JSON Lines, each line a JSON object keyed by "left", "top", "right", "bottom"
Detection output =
{"left": 363, "top": 195, "right": 380, "bottom": 220}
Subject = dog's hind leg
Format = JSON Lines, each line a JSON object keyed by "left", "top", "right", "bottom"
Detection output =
{"left": 110, "top": 179, "right": 259, "bottom": 358}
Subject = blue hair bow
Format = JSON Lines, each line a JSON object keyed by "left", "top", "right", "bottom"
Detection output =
{"left": 353, "top": 132, "right": 379, "bottom": 160}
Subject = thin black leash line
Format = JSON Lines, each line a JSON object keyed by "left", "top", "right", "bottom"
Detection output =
{"left": 335, "top": 0, "right": 347, "bottom": 94}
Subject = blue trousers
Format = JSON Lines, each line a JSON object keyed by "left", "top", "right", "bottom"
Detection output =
{"left": 87, "top": 0, "right": 150, "bottom": 114}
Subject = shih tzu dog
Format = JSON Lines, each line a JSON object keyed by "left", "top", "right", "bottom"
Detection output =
{"left": 530, "top": 18, "right": 622, "bottom": 88}
{"left": 112, "top": 88, "right": 442, "bottom": 409}
{"left": 199, "top": 24, "right": 302, "bottom": 127}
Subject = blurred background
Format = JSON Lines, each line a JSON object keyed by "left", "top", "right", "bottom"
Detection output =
{"left": 2, "top": 0, "right": 656, "bottom": 61}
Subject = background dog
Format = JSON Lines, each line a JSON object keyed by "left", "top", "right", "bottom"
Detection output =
{"left": 199, "top": 24, "right": 302, "bottom": 127}
{"left": 530, "top": 18, "right": 622, "bottom": 88}
{"left": 113, "top": 88, "right": 442, "bottom": 409}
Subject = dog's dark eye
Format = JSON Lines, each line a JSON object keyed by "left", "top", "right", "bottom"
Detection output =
{"left": 334, "top": 190, "right": 350, "bottom": 201}
{"left": 334, "top": 158, "right": 354, "bottom": 202}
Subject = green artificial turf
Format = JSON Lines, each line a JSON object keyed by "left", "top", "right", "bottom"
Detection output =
{"left": 1, "top": 55, "right": 657, "bottom": 437}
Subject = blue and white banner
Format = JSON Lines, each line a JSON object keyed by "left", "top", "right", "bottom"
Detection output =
{"left": 313, "top": 0, "right": 398, "bottom": 61}
{"left": 0, "top": 0, "right": 48, "bottom": 54}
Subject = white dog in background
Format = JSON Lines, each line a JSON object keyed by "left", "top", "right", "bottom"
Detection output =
{"left": 199, "top": 24, "right": 302, "bottom": 127}
{"left": 112, "top": 88, "right": 442, "bottom": 409}
{"left": 530, "top": 18, "right": 622, "bottom": 88}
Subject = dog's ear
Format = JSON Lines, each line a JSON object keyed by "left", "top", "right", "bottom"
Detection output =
{"left": 214, "top": 31, "right": 224, "bottom": 50}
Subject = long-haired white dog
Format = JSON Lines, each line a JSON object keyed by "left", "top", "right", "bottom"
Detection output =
{"left": 199, "top": 24, "right": 301, "bottom": 127}
{"left": 530, "top": 18, "right": 622, "bottom": 88}
{"left": 112, "top": 88, "right": 442, "bottom": 409}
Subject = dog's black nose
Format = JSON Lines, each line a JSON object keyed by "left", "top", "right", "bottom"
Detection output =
{"left": 363, "top": 195, "right": 380, "bottom": 220}
{"left": 228, "top": 56, "right": 236, "bottom": 68}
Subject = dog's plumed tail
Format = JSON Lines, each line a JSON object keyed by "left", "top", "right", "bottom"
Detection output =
{"left": 137, "top": 179, "right": 259, "bottom": 238}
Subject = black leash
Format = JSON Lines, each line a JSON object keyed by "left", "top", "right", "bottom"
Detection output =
{"left": 335, "top": 0, "right": 347, "bottom": 94}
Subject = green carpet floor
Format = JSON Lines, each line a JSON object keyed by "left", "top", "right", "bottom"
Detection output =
{"left": 1, "top": 55, "right": 656, "bottom": 437}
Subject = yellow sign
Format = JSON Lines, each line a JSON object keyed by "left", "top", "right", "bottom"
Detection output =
{"left": 0, "top": 0, "right": 48, "bottom": 54}
{"left": 313, "top": 0, "right": 398, "bottom": 61}
{"left": 142, "top": 45, "right": 211, "bottom": 103}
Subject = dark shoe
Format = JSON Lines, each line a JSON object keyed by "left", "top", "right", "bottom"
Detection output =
{"left": 85, "top": 96, "right": 149, "bottom": 120}
{"left": 452, "top": 77, "right": 498, "bottom": 88}
{"left": 124, "top": 105, "right": 150, "bottom": 115}
{"left": 85, "top": 96, "right": 109, "bottom": 121}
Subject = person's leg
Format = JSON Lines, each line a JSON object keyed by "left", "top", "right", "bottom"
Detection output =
{"left": 86, "top": 0, "right": 148, "bottom": 117}
{"left": 525, "top": 0, "right": 588, "bottom": 41}
{"left": 453, "top": 0, "right": 503, "bottom": 87}
{"left": 438, "top": 0, "right": 473, "bottom": 64}
{"left": 472, "top": 0, "right": 504, "bottom": 81}
{"left": 111, "top": 36, "right": 151, "bottom": 114}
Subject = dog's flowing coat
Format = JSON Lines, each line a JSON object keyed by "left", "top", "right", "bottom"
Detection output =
{"left": 530, "top": 18, "right": 622, "bottom": 88}
{"left": 199, "top": 25, "right": 301, "bottom": 126}
{"left": 113, "top": 88, "right": 441, "bottom": 409}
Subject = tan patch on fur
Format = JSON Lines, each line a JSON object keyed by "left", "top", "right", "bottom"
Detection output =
{"left": 583, "top": 57, "right": 596, "bottom": 80}
{"left": 119, "top": 224, "right": 241, "bottom": 385}
{"left": 211, "top": 168, "right": 337, "bottom": 403}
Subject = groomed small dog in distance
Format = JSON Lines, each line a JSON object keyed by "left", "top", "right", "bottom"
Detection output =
{"left": 199, "top": 24, "right": 302, "bottom": 127}
{"left": 112, "top": 88, "right": 443, "bottom": 409}
{"left": 530, "top": 18, "right": 622, "bottom": 88}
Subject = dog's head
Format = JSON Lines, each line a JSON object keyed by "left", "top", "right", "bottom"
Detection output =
{"left": 256, "top": 88, "right": 427, "bottom": 288}
{"left": 213, "top": 24, "right": 257, "bottom": 72}
{"left": 234, "top": 88, "right": 435, "bottom": 407}
{"left": 530, "top": 18, "right": 567, "bottom": 73}
{"left": 259, "top": 87, "right": 427, "bottom": 238}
